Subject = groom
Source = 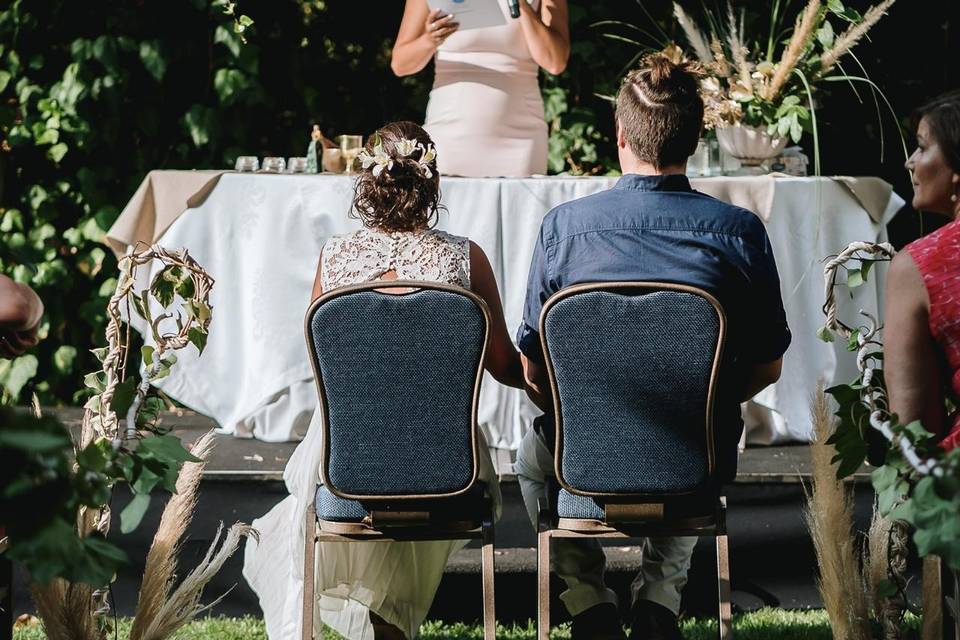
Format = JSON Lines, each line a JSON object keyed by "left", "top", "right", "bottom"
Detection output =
{"left": 514, "top": 57, "right": 791, "bottom": 639}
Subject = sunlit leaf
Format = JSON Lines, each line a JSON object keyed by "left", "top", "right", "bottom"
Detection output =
{"left": 119, "top": 493, "right": 151, "bottom": 534}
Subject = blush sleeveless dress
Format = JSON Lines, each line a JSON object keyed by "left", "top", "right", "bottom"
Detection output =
{"left": 905, "top": 219, "right": 960, "bottom": 451}
{"left": 424, "top": 0, "right": 548, "bottom": 177}
{"left": 243, "top": 228, "right": 501, "bottom": 640}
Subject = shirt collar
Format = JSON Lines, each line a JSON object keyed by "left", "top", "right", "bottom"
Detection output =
{"left": 614, "top": 173, "right": 692, "bottom": 193}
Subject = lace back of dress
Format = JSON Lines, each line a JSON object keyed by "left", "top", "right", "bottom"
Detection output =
{"left": 321, "top": 229, "right": 470, "bottom": 292}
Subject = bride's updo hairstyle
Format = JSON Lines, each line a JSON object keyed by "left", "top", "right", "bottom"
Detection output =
{"left": 352, "top": 120, "right": 444, "bottom": 233}
{"left": 615, "top": 55, "right": 704, "bottom": 169}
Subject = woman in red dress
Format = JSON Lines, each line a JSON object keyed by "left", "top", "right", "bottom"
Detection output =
{"left": 886, "top": 90, "right": 960, "bottom": 450}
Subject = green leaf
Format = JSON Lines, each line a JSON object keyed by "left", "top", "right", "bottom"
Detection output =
{"left": 846, "top": 329, "right": 861, "bottom": 352}
{"left": 790, "top": 119, "right": 803, "bottom": 144}
{"left": 175, "top": 276, "right": 195, "bottom": 300}
{"left": 138, "top": 40, "right": 167, "bottom": 82}
{"left": 214, "top": 68, "right": 248, "bottom": 106}
{"left": 152, "top": 268, "right": 177, "bottom": 307}
{"left": 902, "top": 419, "right": 934, "bottom": 442}
{"left": 53, "top": 346, "right": 78, "bottom": 374}
{"left": 0, "top": 354, "right": 39, "bottom": 399}
{"left": 214, "top": 25, "right": 241, "bottom": 58}
{"left": 35, "top": 128, "right": 58, "bottom": 145}
{"left": 141, "top": 345, "right": 156, "bottom": 366}
{"left": 48, "top": 142, "right": 68, "bottom": 162}
{"left": 0, "top": 70, "right": 11, "bottom": 93}
{"left": 876, "top": 579, "right": 899, "bottom": 599}
{"left": 816, "top": 326, "right": 835, "bottom": 343}
{"left": 871, "top": 465, "right": 899, "bottom": 493}
{"left": 847, "top": 269, "right": 864, "bottom": 288}
{"left": 109, "top": 377, "right": 138, "bottom": 417}
{"left": 120, "top": 493, "right": 151, "bottom": 534}
{"left": 137, "top": 433, "right": 200, "bottom": 464}
{"left": 861, "top": 260, "right": 874, "bottom": 282}
{"left": 183, "top": 300, "right": 212, "bottom": 324}
{"left": 183, "top": 104, "right": 216, "bottom": 147}
{"left": 187, "top": 327, "right": 208, "bottom": 354}
{"left": 889, "top": 499, "right": 915, "bottom": 523}
{"left": 76, "top": 439, "right": 110, "bottom": 472}
{"left": 817, "top": 21, "right": 835, "bottom": 48}
{"left": 0, "top": 428, "right": 71, "bottom": 452}
{"left": 132, "top": 467, "right": 163, "bottom": 494}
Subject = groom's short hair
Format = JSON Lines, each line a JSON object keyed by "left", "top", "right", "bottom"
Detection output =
{"left": 616, "top": 56, "right": 704, "bottom": 169}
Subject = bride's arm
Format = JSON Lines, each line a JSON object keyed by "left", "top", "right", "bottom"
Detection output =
{"left": 518, "top": 0, "right": 570, "bottom": 75}
{"left": 469, "top": 242, "right": 524, "bottom": 389}
{"left": 391, "top": 0, "right": 460, "bottom": 77}
{"left": 310, "top": 251, "right": 324, "bottom": 303}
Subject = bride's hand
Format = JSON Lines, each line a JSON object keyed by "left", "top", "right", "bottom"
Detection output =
{"left": 424, "top": 8, "right": 459, "bottom": 48}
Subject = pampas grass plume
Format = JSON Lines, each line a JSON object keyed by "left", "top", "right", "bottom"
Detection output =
{"left": 805, "top": 386, "right": 871, "bottom": 640}
{"left": 673, "top": 2, "right": 713, "bottom": 65}
{"left": 765, "top": 0, "right": 821, "bottom": 102}
{"left": 820, "top": 0, "right": 896, "bottom": 72}
{"left": 129, "top": 431, "right": 216, "bottom": 640}
{"left": 29, "top": 580, "right": 98, "bottom": 640}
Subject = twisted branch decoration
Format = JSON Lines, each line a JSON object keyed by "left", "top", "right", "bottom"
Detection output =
{"left": 822, "top": 240, "right": 941, "bottom": 639}
{"left": 822, "top": 241, "right": 943, "bottom": 477}
{"left": 78, "top": 244, "right": 214, "bottom": 619}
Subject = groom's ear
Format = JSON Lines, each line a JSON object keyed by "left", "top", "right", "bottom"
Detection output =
{"left": 615, "top": 120, "right": 627, "bottom": 149}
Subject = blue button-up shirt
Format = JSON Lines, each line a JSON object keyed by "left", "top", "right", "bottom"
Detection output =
{"left": 518, "top": 173, "right": 791, "bottom": 480}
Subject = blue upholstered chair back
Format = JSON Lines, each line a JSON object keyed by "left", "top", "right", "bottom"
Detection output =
{"left": 306, "top": 281, "right": 489, "bottom": 500}
{"left": 541, "top": 282, "right": 726, "bottom": 497}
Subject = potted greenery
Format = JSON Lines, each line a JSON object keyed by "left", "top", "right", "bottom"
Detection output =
{"left": 666, "top": 0, "right": 897, "bottom": 171}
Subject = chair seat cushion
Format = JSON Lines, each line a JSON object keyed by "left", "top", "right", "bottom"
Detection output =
{"left": 556, "top": 488, "right": 722, "bottom": 522}
{"left": 557, "top": 489, "right": 605, "bottom": 520}
{"left": 315, "top": 484, "right": 490, "bottom": 523}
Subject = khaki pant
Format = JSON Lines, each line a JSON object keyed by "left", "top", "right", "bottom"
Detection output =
{"left": 514, "top": 427, "right": 698, "bottom": 616}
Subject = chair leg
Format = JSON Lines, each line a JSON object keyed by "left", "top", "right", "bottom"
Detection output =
{"left": 481, "top": 518, "right": 496, "bottom": 640}
{"left": 716, "top": 533, "right": 733, "bottom": 640}
{"left": 537, "top": 497, "right": 551, "bottom": 640}
{"left": 302, "top": 503, "right": 317, "bottom": 640}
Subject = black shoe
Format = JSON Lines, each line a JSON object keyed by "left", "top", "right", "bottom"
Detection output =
{"left": 629, "top": 600, "right": 682, "bottom": 640}
{"left": 570, "top": 602, "right": 627, "bottom": 640}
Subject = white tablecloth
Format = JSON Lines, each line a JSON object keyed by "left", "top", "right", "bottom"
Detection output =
{"left": 119, "top": 173, "right": 902, "bottom": 446}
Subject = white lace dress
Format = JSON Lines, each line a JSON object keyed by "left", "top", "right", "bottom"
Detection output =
{"left": 244, "top": 228, "right": 501, "bottom": 640}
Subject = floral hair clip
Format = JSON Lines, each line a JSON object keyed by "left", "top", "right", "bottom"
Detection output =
{"left": 358, "top": 135, "right": 438, "bottom": 179}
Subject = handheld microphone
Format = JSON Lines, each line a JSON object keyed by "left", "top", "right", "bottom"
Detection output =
{"left": 507, "top": 0, "right": 520, "bottom": 19}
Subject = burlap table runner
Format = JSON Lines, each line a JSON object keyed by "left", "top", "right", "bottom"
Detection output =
{"left": 105, "top": 170, "right": 227, "bottom": 257}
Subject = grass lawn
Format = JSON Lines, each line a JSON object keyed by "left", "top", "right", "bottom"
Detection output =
{"left": 13, "top": 608, "right": 921, "bottom": 639}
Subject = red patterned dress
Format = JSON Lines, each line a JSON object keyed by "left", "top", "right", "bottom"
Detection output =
{"left": 906, "top": 219, "right": 960, "bottom": 451}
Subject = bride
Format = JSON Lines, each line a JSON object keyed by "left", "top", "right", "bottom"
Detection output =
{"left": 243, "top": 121, "right": 523, "bottom": 640}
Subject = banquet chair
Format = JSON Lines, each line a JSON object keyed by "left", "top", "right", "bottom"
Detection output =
{"left": 535, "top": 282, "right": 732, "bottom": 640}
{"left": 302, "top": 280, "right": 496, "bottom": 640}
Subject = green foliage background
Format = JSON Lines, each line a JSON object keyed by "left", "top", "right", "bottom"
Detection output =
{"left": 0, "top": 0, "right": 957, "bottom": 404}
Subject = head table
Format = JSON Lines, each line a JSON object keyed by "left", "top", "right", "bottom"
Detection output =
{"left": 106, "top": 171, "right": 902, "bottom": 450}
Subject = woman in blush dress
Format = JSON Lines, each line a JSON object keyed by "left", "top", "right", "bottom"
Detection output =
{"left": 886, "top": 90, "right": 960, "bottom": 451}
{"left": 244, "top": 121, "right": 524, "bottom": 640}
{"left": 391, "top": 0, "right": 569, "bottom": 177}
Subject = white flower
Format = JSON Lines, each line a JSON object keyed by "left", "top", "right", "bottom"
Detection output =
{"left": 417, "top": 143, "right": 437, "bottom": 178}
{"left": 359, "top": 142, "right": 393, "bottom": 176}
{"left": 419, "top": 143, "right": 437, "bottom": 164}
{"left": 701, "top": 77, "right": 721, "bottom": 94}
{"left": 395, "top": 138, "right": 419, "bottom": 157}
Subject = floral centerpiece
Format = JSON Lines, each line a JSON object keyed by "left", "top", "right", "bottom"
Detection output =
{"left": 665, "top": 0, "right": 896, "bottom": 168}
